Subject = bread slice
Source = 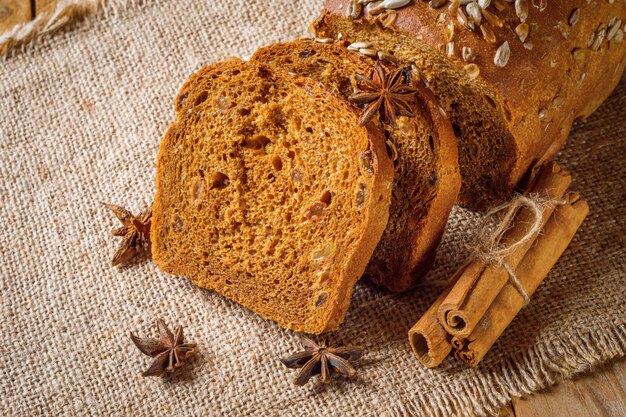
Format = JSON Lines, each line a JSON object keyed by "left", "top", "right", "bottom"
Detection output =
{"left": 151, "top": 60, "right": 394, "bottom": 334}
{"left": 313, "top": 1, "right": 626, "bottom": 210}
{"left": 252, "top": 40, "right": 460, "bottom": 292}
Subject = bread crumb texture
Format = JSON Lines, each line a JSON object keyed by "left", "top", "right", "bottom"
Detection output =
{"left": 151, "top": 60, "right": 393, "bottom": 334}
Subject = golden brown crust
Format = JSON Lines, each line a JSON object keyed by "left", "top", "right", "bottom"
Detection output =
{"left": 152, "top": 60, "right": 393, "bottom": 334}
{"left": 320, "top": 0, "right": 626, "bottom": 207}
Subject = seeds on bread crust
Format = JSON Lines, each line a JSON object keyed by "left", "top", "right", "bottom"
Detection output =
{"left": 494, "top": 41, "right": 510, "bottom": 67}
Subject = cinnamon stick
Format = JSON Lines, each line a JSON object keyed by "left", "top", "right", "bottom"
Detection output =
{"left": 455, "top": 193, "right": 589, "bottom": 366}
{"left": 438, "top": 162, "right": 572, "bottom": 338}
{"left": 408, "top": 286, "right": 453, "bottom": 368}
{"left": 407, "top": 266, "right": 477, "bottom": 367}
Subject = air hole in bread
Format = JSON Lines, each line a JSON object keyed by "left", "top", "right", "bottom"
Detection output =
{"left": 229, "top": 69, "right": 241, "bottom": 76}
{"left": 241, "top": 135, "right": 271, "bottom": 150}
{"left": 320, "top": 190, "right": 332, "bottom": 206}
{"left": 257, "top": 67, "right": 271, "bottom": 79}
{"left": 305, "top": 127, "right": 314, "bottom": 134}
{"left": 287, "top": 150, "right": 296, "bottom": 159}
{"left": 194, "top": 91, "right": 209, "bottom": 106}
{"left": 271, "top": 155, "right": 283, "bottom": 171}
{"left": 338, "top": 78, "right": 351, "bottom": 94}
{"left": 238, "top": 108, "right": 251, "bottom": 116}
{"left": 210, "top": 172, "right": 230, "bottom": 190}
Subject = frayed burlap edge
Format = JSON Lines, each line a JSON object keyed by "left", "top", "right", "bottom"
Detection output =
{"left": 379, "top": 322, "right": 625, "bottom": 417}
{"left": 0, "top": 0, "right": 145, "bottom": 58}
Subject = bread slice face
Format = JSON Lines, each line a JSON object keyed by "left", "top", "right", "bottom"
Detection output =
{"left": 253, "top": 40, "right": 460, "bottom": 292}
{"left": 151, "top": 60, "right": 394, "bottom": 334}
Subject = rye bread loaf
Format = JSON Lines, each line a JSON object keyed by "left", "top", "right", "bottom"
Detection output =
{"left": 252, "top": 39, "right": 460, "bottom": 292}
{"left": 151, "top": 59, "right": 394, "bottom": 334}
{"left": 313, "top": 1, "right": 626, "bottom": 210}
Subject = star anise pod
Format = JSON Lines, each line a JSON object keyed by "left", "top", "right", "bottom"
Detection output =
{"left": 130, "top": 319, "right": 197, "bottom": 377}
{"left": 280, "top": 337, "right": 364, "bottom": 386}
{"left": 349, "top": 62, "right": 417, "bottom": 128}
{"left": 104, "top": 203, "right": 152, "bottom": 266}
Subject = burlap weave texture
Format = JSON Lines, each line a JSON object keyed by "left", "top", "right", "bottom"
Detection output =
{"left": 1, "top": 1, "right": 624, "bottom": 416}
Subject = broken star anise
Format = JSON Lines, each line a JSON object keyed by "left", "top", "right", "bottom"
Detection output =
{"left": 130, "top": 319, "right": 197, "bottom": 377}
{"left": 349, "top": 62, "right": 418, "bottom": 128}
{"left": 280, "top": 337, "right": 364, "bottom": 386}
{"left": 104, "top": 203, "right": 152, "bottom": 266}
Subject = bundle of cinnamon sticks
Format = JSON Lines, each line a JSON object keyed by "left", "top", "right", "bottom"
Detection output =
{"left": 409, "top": 162, "right": 589, "bottom": 367}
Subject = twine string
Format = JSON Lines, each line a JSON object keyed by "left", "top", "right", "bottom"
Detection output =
{"left": 466, "top": 193, "right": 562, "bottom": 304}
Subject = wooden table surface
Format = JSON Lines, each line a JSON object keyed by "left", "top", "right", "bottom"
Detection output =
{"left": 1, "top": 2, "right": 624, "bottom": 416}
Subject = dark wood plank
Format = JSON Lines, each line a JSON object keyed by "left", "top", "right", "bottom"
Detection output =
{"left": 512, "top": 358, "right": 626, "bottom": 417}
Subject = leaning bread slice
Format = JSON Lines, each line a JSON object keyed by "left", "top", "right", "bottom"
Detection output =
{"left": 253, "top": 40, "right": 460, "bottom": 292}
{"left": 151, "top": 60, "right": 394, "bottom": 334}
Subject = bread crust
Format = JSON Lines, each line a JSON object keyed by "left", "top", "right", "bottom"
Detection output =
{"left": 152, "top": 60, "right": 393, "bottom": 333}
{"left": 397, "top": 85, "right": 460, "bottom": 291}
{"left": 318, "top": 1, "right": 626, "bottom": 208}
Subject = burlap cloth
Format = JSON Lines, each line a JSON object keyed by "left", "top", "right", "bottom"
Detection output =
{"left": 1, "top": 1, "right": 625, "bottom": 416}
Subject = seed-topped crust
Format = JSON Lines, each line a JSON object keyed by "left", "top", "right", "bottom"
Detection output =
{"left": 316, "top": 0, "right": 626, "bottom": 209}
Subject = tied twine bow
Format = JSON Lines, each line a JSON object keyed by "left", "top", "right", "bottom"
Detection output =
{"left": 465, "top": 193, "right": 562, "bottom": 304}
